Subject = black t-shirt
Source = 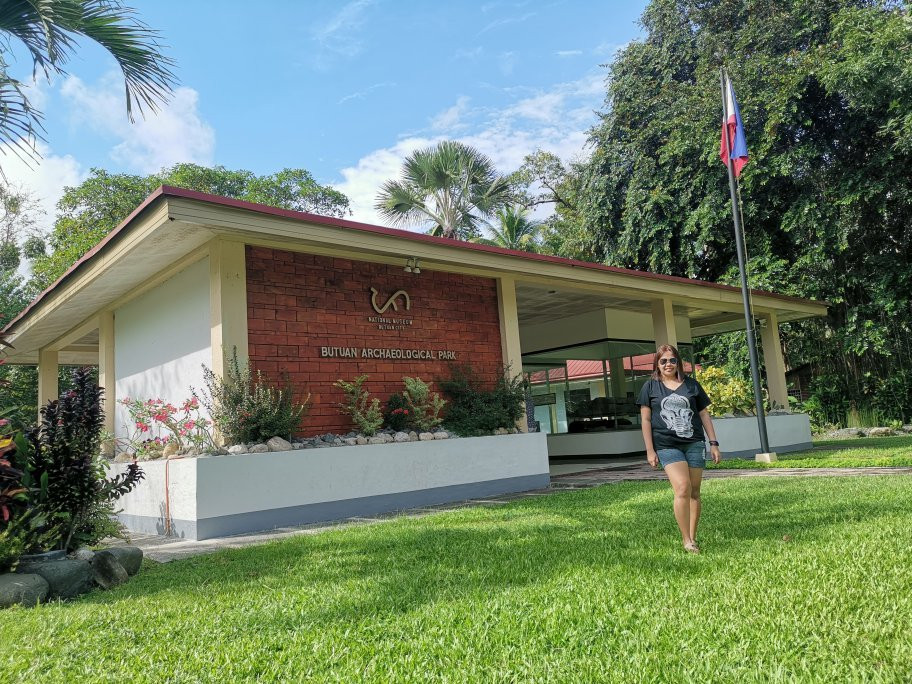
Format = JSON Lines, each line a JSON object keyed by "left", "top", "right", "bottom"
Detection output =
{"left": 636, "top": 377, "right": 711, "bottom": 450}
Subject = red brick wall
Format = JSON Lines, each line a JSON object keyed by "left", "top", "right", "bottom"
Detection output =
{"left": 245, "top": 246, "right": 504, "bottom": 435}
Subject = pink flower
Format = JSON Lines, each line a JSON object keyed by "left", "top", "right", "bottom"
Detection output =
{"left": 0, "top": 419, "right": 9, "bottom": 427}
{"left": 136, "top": 421, "right": 150, "bottom": 433}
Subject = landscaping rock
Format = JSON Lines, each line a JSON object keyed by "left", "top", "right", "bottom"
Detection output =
{"left": 368, "top": 436, "right": 386, "bottom": 445}
{"left": 91, "top": 551, "right": 129, "bottom": 590}
{"left": 433, "top": 431, "right": 449, "bottom": 440}
{"left": 0, "top": 573, "right": 49, "bottom": 608}
{"left": 313, "top": 441, "right": 332, "bottom": 448}
{"left": 113, "top": 452, "right": 133, "bottom": 463}
{"left": 903, "top": 424, "right": 912, "bottom": 434}
{"left": 418, "top": 432, "right": 435, "bottom": 441}
{"left": 249, "top": 443, "right": 269, "bottom": 453}
{"left": 828, "top": 428, "right": 865, "bottom": 439}
{"left": 333, "top": 438, "right": 343, "bottom": 445}
{"left": 867, "top": 427, "right": 895, "bottom": 437}
{"left": 267, "top": 437, "right": 294, "bottom": 452}
{"left": 356, "top": 436, "right": 368, "bottom": 445}
{"left": 393, "top": 431, "right": 410, "bottom": 443}
{"left": 73, "top": 547, "right": 95, "bottom": 562}
{"left": 162, "top": 442, "right": 179, "bottom": 458}
{"left": 408, "top": 431, "right": 418, "bottom": 441}
{"left": 227, "top": 444, "right": 247, "bottom": 455}
{"left": 343, "top": 438, "right": 358, "bottom": 446}
{"left": 16, "top": 559, "right": 92, "bottom": 599}
{"left": 102, "top": 546, "right": 143, "bottom": 576}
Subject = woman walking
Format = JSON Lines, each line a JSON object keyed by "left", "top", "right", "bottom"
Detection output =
{"left": 637, "top": 344, "right": 722, "bottom": 553}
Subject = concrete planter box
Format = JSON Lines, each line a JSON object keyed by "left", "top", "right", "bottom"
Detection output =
{"left": 111, "top": 432, "right": 550, "bottom": 540}
{"left": 712, "top": 413, "right": 812, "bottom": 459}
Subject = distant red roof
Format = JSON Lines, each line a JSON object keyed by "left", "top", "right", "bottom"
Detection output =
{"left": 529, "top": 356, "right": 696, "bottom": 384}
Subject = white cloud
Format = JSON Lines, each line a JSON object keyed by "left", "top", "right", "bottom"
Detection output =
{"left": 431, "top": 96, "right": 471, "bottom": 132}
{"left": 479, "top": 11, "right": 536, "bottom": 35}
{"left": 310, "top": 0, "right": 375, "bottom": 68}
{"left": 0, "top": 141, "right": 85, "bottom": 236}
{"left": 334, "top": 72, "right": 604, "bottom": 227}
{"left": 556, "top": 50, "right": 583, "bottom": 58}
{"left": 338, "top": 81, "right": 396, "bottom": 105}
{"left": 61, "top": 74, "right": 215, "bottom": 174}
{"left": 499, "top": 51, "right": 517, "bottom": 76}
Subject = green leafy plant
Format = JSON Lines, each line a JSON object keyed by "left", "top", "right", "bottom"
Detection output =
{"left": 334, "top": 375, "right": 383, "bottom": 436}
{"left": 401, "top": 377, "right": 446, "bottom": 432}
{"left": 384, "top": 393, "right": 412, "bottom": 432}
{"left": 24, "top": 367, "right": 144, "bottom": 551}
{"left": 438, "top": 364, "right": 525, "bottom": 437}
{"left": 694, "top": 366, "right": 755, "bottom": 417}
{"left": 198, "top": 351, "right": 309, "bottom": 445}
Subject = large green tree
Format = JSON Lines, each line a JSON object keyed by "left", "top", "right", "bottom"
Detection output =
{"left": 472, "top": 205, "right": 542, "bottom": 252}
{"left": 29, "top": 163, "right": 351, "bottom": 293}
{"left": 0, "top": 0, "right": 175, "bottom": 167}
{"left": 579, "top": 0, "right": 912, "bottom": 422}
{"left": 375, "top": 141, "right": 511, "bottom": 240}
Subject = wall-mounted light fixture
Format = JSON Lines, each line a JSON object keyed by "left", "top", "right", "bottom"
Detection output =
{"left": 404, "top": 257, "right": 421, "bottom": 274}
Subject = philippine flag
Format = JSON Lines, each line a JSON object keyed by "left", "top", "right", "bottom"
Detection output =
{"left": 720, "top": 73, "right": 748, "bottom": 177}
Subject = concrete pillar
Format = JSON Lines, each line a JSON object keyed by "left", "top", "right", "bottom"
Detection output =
{"left": 608, "top": 358, "right": 626, "bottom": 398}
{"left": 496, "top": 276, "right": 527, "bottom": 432}
{"left": 651, "top": 298, "right": 678, "bottom": 349}
{"left": 37, "top": 348, "right": 59, "bottom": 415}
{"left": 760, "top": 311, "right": 789, "bottom": 411}
{"left": 209, "top": 240, "right": 249, "bottom": 380}
{"left": 98, "top": 311, "right": 116, "bottom": 447}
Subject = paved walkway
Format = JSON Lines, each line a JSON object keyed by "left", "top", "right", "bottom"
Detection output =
{"left": 123, "top": 463, "right": 912, "bottom": 563}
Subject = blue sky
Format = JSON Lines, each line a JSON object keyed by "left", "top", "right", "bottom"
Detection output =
{"left": 5, "top": 0, "right": 648, "bottom": 229}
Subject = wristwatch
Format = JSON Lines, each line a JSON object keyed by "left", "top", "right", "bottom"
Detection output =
{"left": 708, "top": 440, "right": 720, "bottom": 447}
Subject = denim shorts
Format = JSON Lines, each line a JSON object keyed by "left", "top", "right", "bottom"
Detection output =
{"left": 656, "top": 442, "right": 706, "bottom": 469}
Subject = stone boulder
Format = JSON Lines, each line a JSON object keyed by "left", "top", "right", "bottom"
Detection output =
{"left": 162, "top": 441, "right": 179, "bottom": 458}
{"left": 368, "top": 436, "right": 386, "bottom": 445}
{"left": 393, "top": 431, "right": 410, "bottom": 443}
{"left": 866, "top": 427, "right": 895, "bottom": 437}
{"left": 433, "top": 431, "right": 449, "bottom": 440}
{"left": 267, "top": 436, "right": 294, "bottom": 452}
{"left": 248, "top": 443, "right": 269, "bottom": 453}
{"left": 73, "top": 547, "right": 95, "bottom": 562}
{"left": 16, "top": 559, "right": 92, "bottom": 599}
{"left": 227, "top": 444, "right": 248, "bottom": 455}
{"left": 356, "top": 436, "right": 368, "bottom": 445}
{"left": 418, "top": 432, "right": 435, "bottom": 441}
{"left": 827, "top": 428, "right": 865, "bottom": 439}
{"left": 91, "top": 551, "right": 129, "bottom": 590}
{"left": 102, "top": 546, "right": 143, "bottom": 576}
{"left": 0, "top": 573, "right": 49, "bottom": 608}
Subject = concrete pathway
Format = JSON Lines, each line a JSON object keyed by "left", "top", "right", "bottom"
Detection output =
{"left": 122, "top": 463, "right": 912, "bottom": 563}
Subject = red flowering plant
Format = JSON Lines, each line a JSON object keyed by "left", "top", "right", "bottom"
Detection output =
{"left": 118, "top": 396, "right": 216, "bottom": 458}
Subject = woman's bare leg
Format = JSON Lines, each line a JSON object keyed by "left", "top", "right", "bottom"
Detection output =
{"left": 688, "top": 467, "right": 704, "bottom": 544}
{"left": 663, "top": 461, "right": 694, "bottom": 547}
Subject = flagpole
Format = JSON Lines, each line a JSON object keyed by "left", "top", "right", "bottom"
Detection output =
{"left": 720, "top": 68, "right": 771, "bottom": 455}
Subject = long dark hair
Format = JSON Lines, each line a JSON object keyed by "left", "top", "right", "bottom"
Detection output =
{"left": 651, "top": 344, "right": 685, "bottom": 382}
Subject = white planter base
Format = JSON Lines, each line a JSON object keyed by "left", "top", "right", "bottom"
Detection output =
{"left": 111, "top": 433, "right": 550, "bottom": 541}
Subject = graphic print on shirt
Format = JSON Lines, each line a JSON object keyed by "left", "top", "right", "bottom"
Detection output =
{"left": 660, "top": 393, "right": 693, "bottom": 438}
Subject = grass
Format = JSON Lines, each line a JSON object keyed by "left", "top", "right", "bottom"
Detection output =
{"left": 707, "top": 435, "right": 912, "bottom": 469}
{"left": 2, "top": 475, "right": 912, "bottom": 682}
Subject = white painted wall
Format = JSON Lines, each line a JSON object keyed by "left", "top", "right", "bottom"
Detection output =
{"left": 114, "top": 257, "right": 211, "bottom": 440}
{"left": 520, "top": 307, "right": 692, "bottom": 351}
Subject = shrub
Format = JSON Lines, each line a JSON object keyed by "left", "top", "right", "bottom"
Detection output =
{"left": 334, "top": 375, "right": 383, "bottom": 436}
{"left": 198, "top": 351, "right": 310, "bottom": 445}
{"left": 25, "top": 367, "right": 144, "bottom": 551}
{"left": 438, "top": 364, "right": 525, "bottom": 437}
{"left": 384, "top": 393, "right": 412, "bottom": 432}
{"left": 119, "top": 396, "right": 216, "bottom": 457}
{"left": 401, "top": 377, "right": 446, "bottom": 431}
{"left": 694, "top": 366, "right": 755, "bottom": 416}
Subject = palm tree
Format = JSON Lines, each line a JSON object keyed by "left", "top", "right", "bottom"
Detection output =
{"left": 0, "top": 0, "right": 176, "bottom": 166}
{"left": 473, "top": 205, "right": 541, "bottom": 252}
{"left": 375, "top": 141, "right": 511, "bottom": 240}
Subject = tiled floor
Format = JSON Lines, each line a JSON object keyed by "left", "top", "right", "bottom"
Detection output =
{"left": 119, "top": 461, "right": 912, "bottom": 563}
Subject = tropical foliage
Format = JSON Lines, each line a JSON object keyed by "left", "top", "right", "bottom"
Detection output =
{"left": 472, "top": 205, "right": 541, "bottom": 252}
{"left": 0, "top": 0, "right": 175, "bottom": 167}
{"left": 334, "top": 375, "right": 383, "bottom": 436}
{"left": 375, "top": 141, "right": 511, "bottom": 240}
{"left": 438, "top": 364, "right": 525, "bottom": 436}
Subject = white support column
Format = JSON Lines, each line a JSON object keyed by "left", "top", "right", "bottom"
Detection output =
{"left": 651, "top": 298, "right": 678, "bottom": 349}
{"left": 760, "top": 311, "right": 789, "bottom": 411}
{"left": 37, "top": 348, "right": 59, "bottom": 416}
{"left": 210, "top": 240, "right": 249, "bottom": 380}
{"left": 496, "top": 276, "right": 527, "bottom": 432}
{"left": 98, "top": 311, "right": 116, "bottom": 449}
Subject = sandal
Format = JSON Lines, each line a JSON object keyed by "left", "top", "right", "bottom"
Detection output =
{"left": 683, "top": 542, "right": 700, "bottom": 554}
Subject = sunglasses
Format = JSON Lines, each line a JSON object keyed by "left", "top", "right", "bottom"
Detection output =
{"left": 658, "top": 358, "right": 678, "bottom": 366}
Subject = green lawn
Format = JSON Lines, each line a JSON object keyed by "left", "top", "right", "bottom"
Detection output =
{"left": 708, "top": 435, "right": 912, "bottom": 469}
{"left": 3, "top": 475, "right": 911, "bottom": 682}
